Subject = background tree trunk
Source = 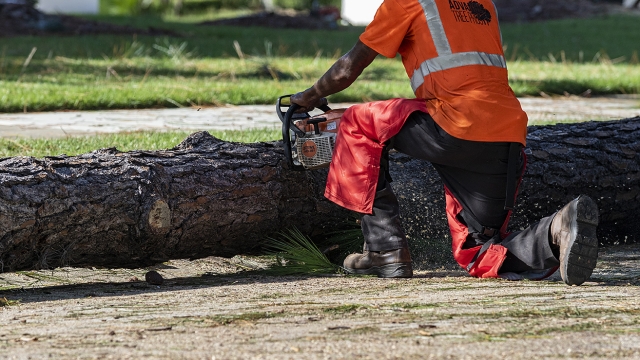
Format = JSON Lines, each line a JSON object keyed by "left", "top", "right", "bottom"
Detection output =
{"left": 1, "top": 117, "right": 639, "bottom": 272}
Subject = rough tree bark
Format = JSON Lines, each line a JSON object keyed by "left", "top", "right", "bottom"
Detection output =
{"left": 390, "top": 117, "right": 640, "bottom": 249}
{"left": 1, "top": 117, "right": 639, "bottom": 272}
{"left": 0, "top": 133, "right": 350, "bottom": 272}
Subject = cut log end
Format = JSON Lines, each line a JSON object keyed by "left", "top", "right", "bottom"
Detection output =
{"left": 148, "top": 200, "right": 171, "bottom": 234}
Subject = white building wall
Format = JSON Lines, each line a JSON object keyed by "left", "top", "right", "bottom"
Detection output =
{"left": 36, "top": 0, "right": 99, "bottom": 14}
{"left": 341, "top": 0, "right": 383, "bottom": 26}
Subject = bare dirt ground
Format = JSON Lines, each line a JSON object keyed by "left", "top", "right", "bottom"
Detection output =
{"left": 0, "top": 243, "right": 638, "bottom": 359}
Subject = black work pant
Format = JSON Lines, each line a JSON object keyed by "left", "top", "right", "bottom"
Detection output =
{"left": 361, "top": 111, "right": 559, "bottom": 273}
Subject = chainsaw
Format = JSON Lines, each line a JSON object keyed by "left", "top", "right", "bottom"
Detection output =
{"left": 276, "top": 95, "right": 345, "bottom": 171}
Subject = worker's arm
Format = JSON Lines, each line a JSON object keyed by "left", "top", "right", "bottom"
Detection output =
{"left": 290, "top": 40, "right": 379, "bottom": 111}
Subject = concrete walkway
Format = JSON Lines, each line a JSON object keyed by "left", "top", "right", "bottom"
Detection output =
{"left": 0, "top": 96, "right": 638, "bottom": 138}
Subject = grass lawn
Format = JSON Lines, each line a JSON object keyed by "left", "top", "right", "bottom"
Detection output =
{"left": 0, "top": 14, "right": 638, "bottom": 113}
{"left": 0, "top": 128, "right": 282, "bottom": 158}
{"left": 0, "top": 13, "right": 638, "bottom": 157}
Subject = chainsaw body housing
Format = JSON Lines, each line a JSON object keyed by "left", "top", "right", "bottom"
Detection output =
{"left": 277, "top": 95, "right": 345, "bottom": 171}
{"left": 290, "top": 110, "right": 342, "bottom": 170}
{"left": 292, "top": 131, "right": 336, "bottom": 170}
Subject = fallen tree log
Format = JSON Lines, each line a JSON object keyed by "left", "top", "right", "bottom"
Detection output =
{"left": 0, "top": 133, "right": 351, "bottom": 272}
{"left": 0, "top": 117, "right": 639, "bottom": 271}
{"left": 392, "top": 117, "right": 640, "bottom": 249}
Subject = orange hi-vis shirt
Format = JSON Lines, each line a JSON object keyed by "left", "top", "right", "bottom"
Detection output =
{"left": 360, "top": 0, "right": 528, "bottom": 145}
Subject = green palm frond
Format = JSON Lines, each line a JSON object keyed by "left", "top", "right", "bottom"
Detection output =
{"left": 315, "top": 217, "right": 364, "bottom": 261}
{"left": 318, "top": 227, "right": 363, "bottom": 251}
{"left": 263, "top": 228, "right": 341, "bottom": 276}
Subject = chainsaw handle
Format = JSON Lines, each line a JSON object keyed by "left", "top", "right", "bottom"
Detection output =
{"left": 306, "top": 117, "right": 326, "bottom": 134}
{"left": 277, "top": 94, "right": 331, "bottom": 122}
{"left": 281, "top": 102, "right": 306, "bottom": 170}
{"left": 276, "top": 95, "right": 306, "bottom": 138}
{"left": 276, "top": 95, "right": 290, "bottom": 123}
{"left": 318, "top": 104, "right": 331, "bottom": 112}
{"left": 283, "top": 103, "right": 306, "bottom": 138}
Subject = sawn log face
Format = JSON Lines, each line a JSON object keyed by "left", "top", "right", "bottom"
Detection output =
{"left": 0, "top": 118, "right": 638, "bottom": 271}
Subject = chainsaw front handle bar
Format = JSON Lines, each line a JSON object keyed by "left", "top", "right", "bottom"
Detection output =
{"left": 277, "top": 95, "right": 304, "bottom": 137}
{"left": 277, "top": 94, "right": 332, "bottom": 137}
{"left": 276, "top": 94, "right": 332, "bottom": 171}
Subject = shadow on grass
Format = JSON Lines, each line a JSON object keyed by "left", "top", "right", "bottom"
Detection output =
{"left": 2, "top": 60, "right": 304, "bottom": 83}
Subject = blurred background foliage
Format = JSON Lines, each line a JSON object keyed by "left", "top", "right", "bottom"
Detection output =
{"left": 99, "top": 0, "right": 342, "bottom": 15}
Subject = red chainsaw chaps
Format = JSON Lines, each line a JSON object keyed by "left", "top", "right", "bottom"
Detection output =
{"left": 445, "top": 186, "right": 507, "bottom": 278}
{"left": 325, "top": 99, "right": 546, "bottom": 279}
{"left": 324, "top": 98, "right": 428, "bottom": 214}
{"left": 445, "top": 148, "right": 529, "bottom": 278}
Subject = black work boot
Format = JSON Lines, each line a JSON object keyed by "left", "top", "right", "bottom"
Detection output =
{"left": 343, "top": 246, "right": 413, "bottom": 278}
{"left": 550, "top": 195, "right": 599, "bottom": 286}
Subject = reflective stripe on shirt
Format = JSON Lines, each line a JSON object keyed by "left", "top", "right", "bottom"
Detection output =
{"left": 410, "top": 51, "right": 507, "bottom": 92}
{"left": 419, "top": 0, "right": 452, "bottom": 55}
{"left": 413, "top": 0, "right": 507, "bottom": 93}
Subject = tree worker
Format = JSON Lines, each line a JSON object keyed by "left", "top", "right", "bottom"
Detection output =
{"left": 290, "top": 0, "right": 599, "bottom": 285}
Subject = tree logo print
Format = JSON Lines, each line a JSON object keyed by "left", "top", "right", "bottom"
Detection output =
{"left": 468, "top": 1, "right": 492, "bottom": 22}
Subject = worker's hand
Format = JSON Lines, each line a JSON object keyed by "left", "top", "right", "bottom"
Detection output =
{"left": 290, "top": 91, "right": 327, "bottom": 113}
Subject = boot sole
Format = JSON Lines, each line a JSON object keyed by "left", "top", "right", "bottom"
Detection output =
{"left": 561, "top": 195, "right": 599, "bottom": 286}
{"left": 344, "top": 263, "right": 413, "bottom": 278}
